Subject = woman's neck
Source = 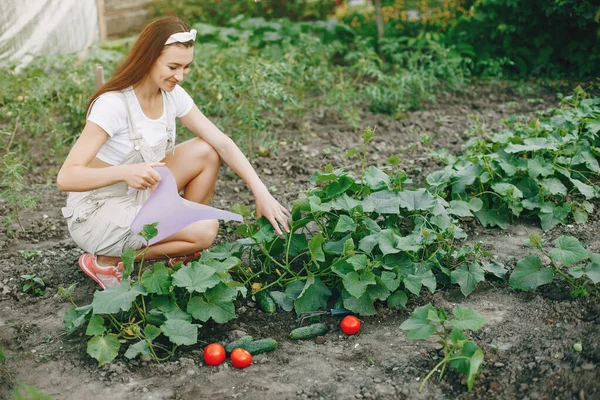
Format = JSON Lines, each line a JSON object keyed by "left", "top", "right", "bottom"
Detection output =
{"left": 133, "top": 77, "right": 161, "bottom": 102}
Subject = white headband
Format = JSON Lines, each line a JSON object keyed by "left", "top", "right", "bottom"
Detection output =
{"left": 165, "top": 29, "right": 197, "bottom": 45}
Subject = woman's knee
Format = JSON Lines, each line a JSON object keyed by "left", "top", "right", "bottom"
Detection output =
{"left": 196, "top": 219, "right": 219, "bottom": 249}
{"left": 192, "top": 138, "right": 220, "bottom": 167}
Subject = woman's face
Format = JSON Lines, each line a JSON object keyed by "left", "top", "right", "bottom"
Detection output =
{"left": 150, "top": 44, "right": 194, "bottom": 92}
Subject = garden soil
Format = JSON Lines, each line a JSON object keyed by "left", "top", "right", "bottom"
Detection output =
{"left": 1, "top": 81, "right": 598, "bottom": 400}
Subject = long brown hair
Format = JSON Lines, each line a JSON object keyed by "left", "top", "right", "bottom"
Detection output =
{"left": 87, "top": 16, "right": 194, "bottom": 111}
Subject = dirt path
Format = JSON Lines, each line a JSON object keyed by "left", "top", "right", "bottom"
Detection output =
{"left": 1, "top": 81, "right": 599, "bottom": 400}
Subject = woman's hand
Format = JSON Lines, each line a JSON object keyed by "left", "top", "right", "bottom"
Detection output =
{"left": 255, "top": 190, "right": 291, "bottom": 235}
{"left": 121, "top": 162, "right": 164, "bottom": 190}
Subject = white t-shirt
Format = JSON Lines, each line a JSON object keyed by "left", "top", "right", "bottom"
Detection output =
{"left": 87, "top": 85, "right": 195, "bottom": 165}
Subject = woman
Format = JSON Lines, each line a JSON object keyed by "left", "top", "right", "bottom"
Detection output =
{"left": 56, "top": 16, "right": 290, "bottom": 289}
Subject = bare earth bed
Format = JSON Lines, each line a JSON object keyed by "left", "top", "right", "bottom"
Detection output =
{"left": 1, "top": 81, "right": 598, "bottom": 400}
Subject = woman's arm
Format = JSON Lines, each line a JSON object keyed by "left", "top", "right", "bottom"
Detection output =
{"left": 179, "top": 105, "right": 290, "bottom": 234}
{"left": 56, "top": 122, "right": 162, "bottom": 192}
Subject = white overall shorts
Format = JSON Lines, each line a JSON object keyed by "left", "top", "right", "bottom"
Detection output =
{"left": 62, "top": 90, "right": 176, "bottom": 257}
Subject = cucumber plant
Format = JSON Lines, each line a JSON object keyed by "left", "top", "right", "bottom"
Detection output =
{"left": 63, "top": 224, "right": 247, "bottom": 365}
{"left": 400, "top": 304, "right": 487, "bottom": 392}
{"left": 509, "top": 232, "right": 600, "bottom": 298}
{"left": 21, "top": 274, "right": 45, "bottom": 297}
{"left": 427, "top": 88, "right": 599, "bottom": 231}
{"left": 228, "top": 129, "right": 501, "bottom": 317}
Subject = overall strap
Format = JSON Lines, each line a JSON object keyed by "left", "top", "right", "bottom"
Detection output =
{"left": 163, "top": 89, "right": 176, "bottom": 155}
{"left": 119, "top": 90, "right": 154, "bottom": 163}
{"left": 119, "top": 91, "right": 142, "bottom": 142}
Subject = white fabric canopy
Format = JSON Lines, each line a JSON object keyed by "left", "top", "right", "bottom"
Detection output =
{"left": 0, "top": 0, "right": 99, "bottom": 65}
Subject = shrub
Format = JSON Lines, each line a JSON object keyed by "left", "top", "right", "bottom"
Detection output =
{"left": 448, "top": 0, "right": 600, "bottom": 78}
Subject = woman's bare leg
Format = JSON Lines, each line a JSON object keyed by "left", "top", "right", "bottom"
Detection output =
{"left": 143, "top": 219, "right": 219, "bottom": 259}
{"left": 96, "top": 138, "right": 221, "bottom": 266}
{"left": 162, "top": 137, "right": 220, "bottom": 204}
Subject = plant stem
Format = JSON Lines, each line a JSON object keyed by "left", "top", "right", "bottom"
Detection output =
{"left": 419, "top": 357, "right": 449, "bottom": 393}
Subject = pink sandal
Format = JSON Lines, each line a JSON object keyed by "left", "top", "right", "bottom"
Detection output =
{"left": 78, "top": 254, "right": 123, "bottom": 289}
{"left": 167, "top": 251, "right": 202, "bottom": 267}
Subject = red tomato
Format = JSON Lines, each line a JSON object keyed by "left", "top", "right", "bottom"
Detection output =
{"left": 230, "top": 348, "right": 252, "bottom": 368}
{"left": 340, "top": 315, "right": 361, "bottom": 335}
{"left": 203, "top": 343, "right": 226, "bottom": 366}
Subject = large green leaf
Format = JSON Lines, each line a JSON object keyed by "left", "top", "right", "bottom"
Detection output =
{"left": 358, "top": 233, "right": 379, "bottom": 254}
{"left": 450, "top": 307, "right": 487, "bottom": 331}
{"left": 509, "top": 255, "right": 553, "bottom": 290}
{"left": 449, "top": 342, "right": 484, "bottom": 392}
{"left": 204, "top": 257, "right": 242, "bottom": 274}
{"left": 362, "top": 190, "right": 401, "bottom": 214}
{"left": 144, "top": 325, "right": 161, "bottom": 341}
{"left": 378, "top": 230, "right": 421, "bottom": 255}
{"left": 308, "top": 233, "right": 326, "bottom": 263}
{"left": 380, "top": 271, "right": 401, "bottom": 292}
{"left": 527, "top": 158, "right": 554, "bottom": 178}
{"left": 87, "top": 334, "right": 120, "bottom": 366}
{"left": 363, "top": 166, "right": 390, "bottom": 190}
{"left": 451, "top": 263, "right": 485, "bottom": 297}
{"left": 310, "top": 166, "right": 346, "bottom": 185}
{"left": 252, "top": 217, "right": 278, "bottom": 242}
{"left": 64, "top": 304, "right": 92, "bottom": 335}
{"left": 172, "top": 262, "right": 220, "bottom": 293}
{"left": 323, "top": 234, "right": 352, "bottom": 255}
{"left": 121, "top": 248, "right": 136, "bottom": 278}
{"left": 426, "top": 169, "right": 452, "bottom": 188}
{"left": 294, "top": 274, "right": 332, "bottom": 314}
{"left": 538, "top": 203, "right": 568, "bottom": 231}
{"left": 340, "top": 282, "right": 389, "bottom": 316}
{"left": 504, "top": 138, "right": 556, "bottom": 153}
{"left": 342, "top": 290, "right": 375, "bottom": 315}
{"left": 542, "top": 178, "right": 567, "bottom": 196}
{"left": 288, "top": 233, "right": 309, "bottom": 256}
{"left": 400, "top": 304, "right": 437, "bottom": 340}
{"left": 160, "top": 319, "right": 198, "bottom": 346}
{"left": 451, "top": 163, "right": 481, "bottom": 193}
{"left": 448, "top": 200, "right": 473, "bottom": 217}
{"left": 92, "top": 282, "right": 147, "bottom": 315}
{"left": 474, "top": 206, "right": 510, "bottom": 229}
{"left": 343, "top": 271, "right": 377, "bottom": 298}
{"left": 325, "top": 176, "right": 356, "bottom": 198}
{"left": 402, "top": 264, "right": 436, "bottom": 295}
{"left": 165, "top": 307, "right": 192, "bottom": 322}
{"left": 85, "top": 315, "right": 106, "bottom": 336}
{"left": 570, "top": 179, "right": 596, "bottom": 199}
{"left": 549, "top": 236, "right": 588, "bottom": 265}
{"left": 481, "top": 262, "right": 508, "bottom": 278}
{"left": 387, "top": 290, "right": 408, "bottom": 308}
{"left": 585, "top": 253, "right": 600, "bottom": 284}
{"left": 492, "top": 183, "right": 523, "bottom": 199}
{"left": 308, "top": 195, "right": 332, "bottom": 213}
{"left": 269, "top": 291, "right": 294, "bottom": 312}
{"left": 150, "top": 294, "right": 176, "bottom": 313}
{"left": 124, "top": 340, "right": 150, "bottom": 360}
{"left": 398, "top": 189, "right": 436, "bottom": 211}
{"left": 200, "top": 241, "right": 243, "bottom": 260}
{"left": 331, "top": 194, "right": 362, "bottom": 211}
{"left": 347, "top": 254, "right": 369, "bottom": 271}
{"left": 187, "top": 282, "right": 237, "bottom": 323}
{"left": 141, "top": 263, "right": 172, "bottom": 295}
{"left": 334, "top": 215, "right": 356, "bottom": 233}
{"left": 362, "top": 217, "right": 382, "bottom": 233}
{"left": 270, "top": 281, "right": 304, "bottom": 312}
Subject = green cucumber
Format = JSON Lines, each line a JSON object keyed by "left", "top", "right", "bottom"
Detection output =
{"left": 242, "top": 338, "right": 278, "bottom": 355}
{"left": 255, "top": 291, "right": 277, "bottom": 313}
{"left": 224, "top": 335, "right": 254, "bottom": 354}
{"left": 289, "top": 323, "right": 329, "bottom": 340}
